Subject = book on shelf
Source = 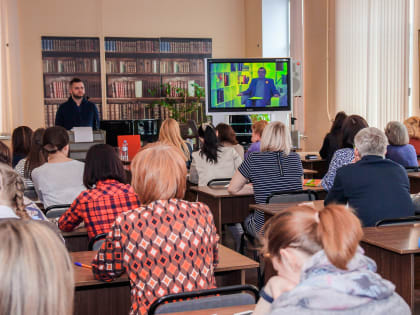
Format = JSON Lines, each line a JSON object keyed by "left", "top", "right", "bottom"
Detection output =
{"left": 47, "top": 79, "right": 101, "bottom": 99}
{"left": 105, "top": 39, "right": 159, "bottom": 53}
{"left": 42, "top": 38, "right": 99, "bottom": 52}
{"left": 43, "top": 58, "right": 99, "bottom": 73}
{"left": 110, "top": 79, "right": 159, "bottom": 98}
{"left": 159, "top": 39, "right": 211, "bottom": 54}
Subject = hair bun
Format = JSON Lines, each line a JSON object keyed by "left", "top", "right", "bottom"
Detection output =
{"left": 43, "top": 144, "right": 58, "bottom": 153}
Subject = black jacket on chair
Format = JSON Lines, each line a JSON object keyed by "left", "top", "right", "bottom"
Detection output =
{"left": 324, "top": 155, "right": 414, "bottom": 227}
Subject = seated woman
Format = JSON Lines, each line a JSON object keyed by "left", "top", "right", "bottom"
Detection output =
{"left": 0, "top": 219, "right": 74, "bottom": 315}
{"left": 253, "top": 204, "right": 410, "bottom": 315}
{"left": 385, "top": 121, "right": 418, "bottom": 167}
{"left": 32, "top": 126, "right": 85, "bottom": 208}
{"left": 245, "top": 120, "right": 269, "bottom": 159}
{"left": 319, "top": 111, "right": 347, "bottom": 165}
{"left": 228, "top": 121, "right": 303, "bottom": 236}
{"left": 14, "top": 128, "right": 47, "bottom": 190}
{"left": 0, "top": 140, "right": 11, "bottom": 165}
{"left": 321, "top": 115, "right": 368, "bottom": 191}
{"left": 11, "top": 126, "right": 33, "bottom": 167}
{"left": 190, "top": 123, "right": 242, "bottom": 186}
{"left": 216, "top": 123, "right": 244, "bottom": 159}
{"left": 58, "top": 144, "right": 141, "bottom": 240}
{"left": 159, "top": 118, "right": 192, "bottom": 168}
{"left": 92, "top": 143, "right": 219, "bottom": 315}
{"left": 404, "top": 116, "right": 420, "bottom": 155}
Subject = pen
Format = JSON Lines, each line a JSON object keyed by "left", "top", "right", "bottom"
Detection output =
{"left": 74, "top": 262, "right": 92, "bottom": 269}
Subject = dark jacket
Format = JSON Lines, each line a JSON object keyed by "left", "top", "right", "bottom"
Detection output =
{"left": 55, "top": 97, "right": 99, "bottom": 130}
{"left": 325, "top": 155, "right": 413, "bottom": 227}
{"left": 319, "top": 132, "right": 341, "bottom": 165}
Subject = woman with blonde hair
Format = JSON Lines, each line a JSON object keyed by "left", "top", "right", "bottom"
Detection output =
{"left": 404, "top": 116, "right": 420, "bottom": 155}
{"left": 0, "top": 163, "right": 29, "bottom": 219}
{"left": 0, "top": 219, "right": 74, "bottom": 315}
{"left": 92, "top": 143, "right": 219, "bottom": 315}
{"left": 253, "top": 204, "right": 409, "bottom": 315}
{"left": 159, "top": 118, "right": 192, "bottom": 167}
{"left": 229, "top": 121, "right": 303, "bottom": 236}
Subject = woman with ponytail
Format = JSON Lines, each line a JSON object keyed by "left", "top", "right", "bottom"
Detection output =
{"left": 254, "top": 204, "right": 410, "bottom": 315}
{"left": 32, "top": 126, "right": 85, "bottom": 208}
{"left": 189, "top": 123, "right": 242, "bottom": 186}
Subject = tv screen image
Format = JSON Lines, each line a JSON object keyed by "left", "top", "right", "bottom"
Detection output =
{"left": 206, "top": 58, "right": 291, "bottom": 113}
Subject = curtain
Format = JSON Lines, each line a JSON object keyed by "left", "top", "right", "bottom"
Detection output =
{"left": 0, "top": 0, "right": 22, "bottom": 134}
{"left": 334, "top": 0, "right": 410, "bottom": 129}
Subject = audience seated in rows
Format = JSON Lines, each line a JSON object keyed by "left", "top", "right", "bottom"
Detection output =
{"left": 0, "top": 219, "right": 74, "bottom": 315}
{"left": 404, "top": 116, "right": 420, "bottom": 155}
{"left": 14, "top": 128, "right": 47, "bottom": 190}
{"left": 58, "top": 144, "right": 141, "bottom": 240}
{"left": 92, "top": 143, "right": 219, "bottom": 315}
{"left": 11, "top": 126, "right": 32, "bottom": 167}
{"left": 216, "top": 123, "right": 244, "bottom": 159}
{"left": 385, "top": 121, "right": 418, "bottom": 167}
{"left": 229, "top": 121, "right": 303, "bottom": 236}
{"left": 325, "top": 127, "right": 413, "bottom": 227}
{"left": 253, "top": 204, "right": 410, "bottom": 315}
{"left": 32, "top": 126, "right": 85, "bottom": 208}
{"left": 244, "top": 120, "right": 269, "bottom": 159}
{"left": 189, "top": 123, "right": 242, "bottom": 186}
{"left": 319, "top": 111, "right": 347, "bottom": 165}
{"left": 322, "top": 115, "right": 368, "bottom": 191}
{"left": 159, "top": 118, "right": 193, "bottom": 168}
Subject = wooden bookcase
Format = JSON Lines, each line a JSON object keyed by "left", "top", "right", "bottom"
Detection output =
{"left": 41, "top": 36, "right": 103, "bottom": 127}
{"left": 104, "top": 37, "right": 211, "bottom": 123}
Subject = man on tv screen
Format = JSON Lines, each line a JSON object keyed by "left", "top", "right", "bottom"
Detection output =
{"left": 237, "top": 67, "right": 280, "bottom": 107}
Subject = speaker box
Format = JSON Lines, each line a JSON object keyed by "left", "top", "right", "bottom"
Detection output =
{"left": 292, "top": 60, "right": 302, "bottom": 97}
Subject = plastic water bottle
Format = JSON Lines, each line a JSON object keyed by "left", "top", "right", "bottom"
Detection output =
{"left": 122, "top": 140, "right": 129, "bottom": 161}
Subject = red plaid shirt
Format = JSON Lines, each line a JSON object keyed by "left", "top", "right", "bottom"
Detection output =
{"left": 58, "top": 179, "right": 141, "bottom": 239}
{"left": 92, "top": 199, "right": 219, "bottom": 315}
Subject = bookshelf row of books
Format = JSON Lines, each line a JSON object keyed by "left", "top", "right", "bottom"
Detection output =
{"left": 163, "top": 79, "right": 204, "bottom": 97}
{"left": 160, "top": 59, "right": 204, "bottom": 74}
{"left": 46, "top": 80, "right": 102, "bottom": 99}
{"left": 44, "top": 103, "right": 103, "bottom": 127}
{"left": 108, "top": 79, "right": 160, "bottom": 98}
{"left": 43, "top": 58, "right": 100, "bottom": 73}
{"left": 105, "top": 39, "right": 160, "bottom": 53}
{"left": 42, "top": 38, "right": 99, "bottom": 52}
{"left": 106, "top": 59, "right": 160, "bottom": 74}
{"left": 159, "top": 40, "right": 211, "bottom": 54}
{"left": 107, "top": 103, "right": 170, "bottom": 121}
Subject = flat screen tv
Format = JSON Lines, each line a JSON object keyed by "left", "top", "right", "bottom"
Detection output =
{"left": 206, "top": 58, "right": 291, "bottom": 114}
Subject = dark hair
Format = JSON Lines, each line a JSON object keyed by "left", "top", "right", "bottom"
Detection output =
{"left": 330, "top": 111, "right": 347, "bottom": 134}
{"left": 341, "top": 115, "right": 369, "bottom": 148}
{"left": 70, "top": 78, "right": 83, "bottom": 86}
{"left": 42, "top": 126, "right": 69, "bottom": 154}
{"left": 24, "top": 128, "right": 47, "bottom": 178}
{"left": 216, "top": 123, "right": 238, "bottom": 145}
{"left": 83, "top": 144, "right": 126, "bottom": 189}
{"left": 198, "top": 124, "right": 220, "bottom": 163}
{"left": 12, "top": 126, "right": 33, "bottom": 156}
{"left": 0, "top": 141, "right": 11, "bottom": 165}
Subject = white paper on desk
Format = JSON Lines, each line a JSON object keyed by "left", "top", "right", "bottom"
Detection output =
{"left": 73, "top": 127, "right": 93, "bottom": 143}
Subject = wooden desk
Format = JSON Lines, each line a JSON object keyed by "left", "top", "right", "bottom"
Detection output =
{"left": 303, "top": 168, "right": 318, "bottom": 179}
{"left": 71, "top": 245, "right": 258, "bottom": 315}
{"left": 160, "top": 304, "right": 255, "bottom": 315}
{"left": 301, "top": 158, "right": 328, "bottom": 179}
{"left": 361, "top": 224, "right": 420, "bottom": 312}
{"left": 250, "top": 200, "right": 325, "bottom": 221}
{"left": 408, "top": 172, "right": 420, "bottom": 193}
{"left": 62, "top": 227, "right": 89, "bottom": 252}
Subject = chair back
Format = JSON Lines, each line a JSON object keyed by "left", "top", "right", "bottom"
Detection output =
{"left": 375, "top": 216, "right": 420, "bottom": 227}
{"left": 117, "top": 135, "right": 141, "bottom": 160}
{"left": 207, "top": 178, "right": 232, "bottom": 187}
{"left": 88, "top": 233, "right": 108, "bottom": 251}
{"left": 266, "top": 189, "right": 318, "bottom": 204}
{"left": 45, "top": 204, "right": 71, "bottom": 219}
{"left": 148, "top": 284, "right": 258, "bottom": 315}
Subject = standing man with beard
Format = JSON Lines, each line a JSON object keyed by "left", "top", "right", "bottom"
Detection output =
{"left": 55, "top": 78, "right": 100, "bottom": 130}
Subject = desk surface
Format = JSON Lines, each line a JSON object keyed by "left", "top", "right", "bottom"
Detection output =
{"left": 250, "top": 200, "right": 325, "bottom": 216}
{"left": 303, "top": 169, "right": 318, "bottom": 175}
{"left": 407, "top": 172, "right": 420, "bottom": 179}
{"left": 362, "top": 224, "right": 420, "bottom": 254}
{"left": 71, "top": 245, "right": 259, "bottom": 287}
{"left": 160, "top": 304, "right": 255, "bottom": 315}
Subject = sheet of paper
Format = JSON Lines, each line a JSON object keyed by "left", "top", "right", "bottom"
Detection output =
{"left": 73, "top": 127, "right": 93, "bottom": 143}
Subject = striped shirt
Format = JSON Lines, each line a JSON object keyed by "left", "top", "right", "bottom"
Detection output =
{"left": 14, "top": 158, "right": 34, "bottom": 189}
{"left": 239, "top": 151, "right": 303, "bottom": 233}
